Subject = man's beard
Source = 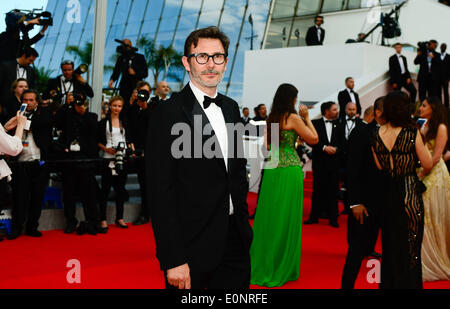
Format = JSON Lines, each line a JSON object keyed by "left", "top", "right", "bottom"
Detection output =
{"left": 191, "top": 68, "right": 224, "bottom": 89}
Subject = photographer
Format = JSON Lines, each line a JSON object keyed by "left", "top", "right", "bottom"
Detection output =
{"left": 127, "top": 81, "right": 153, "bottom": 226}
{"left": 0, "top": 10, "right": 49, "bottom": 63}
{"left": 108, "top": 39, "right": 148, "bottom": 109}
{"left": 58, "top": 93, "right": 100, "bottom": 235}
{"left": 43, "top": 60, "right": 93, "bottom": 106}
{"left": 414, "top": 40, "right": 442, "bottom": 101}
{"left": 3, "top": 78, "right": 29, "bottom": 124}
{"left": 97, "top": 96, "right": 131, "bottom": 233}
{"left": 0, "top": 48, "right": 38, "bottom": 103}
{"left": 5, "top": 90, "right": 52, "bottom": 240}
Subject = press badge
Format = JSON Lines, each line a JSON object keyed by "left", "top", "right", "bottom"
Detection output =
{"left": 24, "top": 120, "right": 31, "bottom": 131}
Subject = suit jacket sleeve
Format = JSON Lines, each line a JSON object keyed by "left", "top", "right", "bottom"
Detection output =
{"left": 305, "top": 27, "right": 313, "bottom": 46}
{"left": 311, "top": 119, "right": 326, "bottom": 151}
{"left": 356, "top": 93, "right": 361, "bottom": 116}
{"left": 29, "top": 32, "right": 44, "bottom": 46}
{"left": 146, "top": 102, "right": 187, "bottom": 270}
{"left": 110, "top": 56, "right": 122, "bottom": 82}
{"left": 389, "top": 56, "right": 396, "bottom": 83}
{"left": 347, "top": 126, "right": 369, "bottom": 206}
{"left": 134, "top": 54, "right": 148, "bottom": 80}
{"left": 77, "top": 80, "right": 94, "bottom": 98}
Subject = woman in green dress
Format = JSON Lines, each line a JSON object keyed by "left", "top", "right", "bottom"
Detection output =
{"left": 250, "top": 84, "right": 319, "bottom": 287}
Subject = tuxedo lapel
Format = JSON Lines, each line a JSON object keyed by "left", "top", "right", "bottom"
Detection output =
{"left": 318, "top": 118, "right": 329, "bottom": 144}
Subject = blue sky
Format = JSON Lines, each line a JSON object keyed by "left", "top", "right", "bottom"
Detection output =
{"left": 0, "top": 0, "right": 48, "bottom": 32}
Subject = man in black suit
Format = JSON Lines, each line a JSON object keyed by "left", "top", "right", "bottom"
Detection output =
{"left": 241, "top": 107, "right": 250, "bottom": 125}
{"left": 108, "top": 39, "right": 148, "bottom": 104}
{"left": 341, "top": 97, "right": 384, "bottom": 289}
{"left": 414, "top": 40, "right": 442, "bottom": 101}
{"left": 7, "top": 90, "right": 52, "bottom": 240}
{"left": 151, "top": 81, "right": 170, "bottom": 104}
{"left": 306, "top": 15, "right": 325, "bottom": 46}
{"left": 389, "top": 43, "right": 417, "bottom": 105}
{"left": 0, "top": 48, "right": 38, "bottom": 103}
{"left": 439, "top": 43, "right": 450, "bottom": 108}
{"left": 147, "top": 26, "right": 252, "bottom": 289}
{"left": 305, "top": 102, "right": 343, "bottom": 228}
{"left": 43, "top": 60, "right": 94, "bottom": 105}
{"left": 338, "top": 77, "right": 362, "bottom": 122}
{"left": 58, "top": 94, "right": 100, "bottom": 235}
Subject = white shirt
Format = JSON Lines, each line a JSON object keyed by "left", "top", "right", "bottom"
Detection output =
{"left": 19, "top": 131, "right": 41, "bottom": 162}
{"left": 189, "top": 81, "right": 234, "bottom": 215}
{"left": 323, "top": 117, "right": 333, "bottom": 144}
{"left": 346, "top": 88, "right": 357, "bottom": 105}
{"left": 104, "top": 124, "right": 127, "bottom": 159}
{"left": 345, "top": 116, "right": 356, "bottom": 140}
{"left": 316, "top": 25, "right": 322, "bottom": 42}
{"left": 442, "top": 53, "right": 448, "bottom": 61}
{"left": 0, "top": 125, "right": 23, "bottom": 181}
{"left": 396, "top": 53, "right": 406, "bottom": 74}
{"left": 16, "top": 60, "right": 27, "bottom": 80}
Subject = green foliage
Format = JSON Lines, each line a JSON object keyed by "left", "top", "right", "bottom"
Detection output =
{"left": 35, "top": 66, "right": 55, "bottom": 95}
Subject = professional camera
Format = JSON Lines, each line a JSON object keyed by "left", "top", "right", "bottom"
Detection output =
{"left": 73, "top": 93, "right": 86, "bottom": 106}
{"left": 417, "top": 41, "right": 429, "bottom": 54}
{"left": 75, "top": 64, "right": 88, "bottom": 75}
{"left": 114, "top": 141, "right": 127, "bottom": 173}
{"left": 115, "top": 39, "right": 138, "bottom": 58}
{"left": 5, "top": 9, "right": 53, "bottom": 32}
{"left": 137, "top": 89, "right": 150, "bottom": 102}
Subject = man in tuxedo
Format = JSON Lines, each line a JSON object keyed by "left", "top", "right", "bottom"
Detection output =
{"left": 389, "top": 43, "right": 417, "bottom": 105}
{"left": 306, "top": 15, "right": 325, "bottom": 46}
{"left": 108, "top": 39, "right": 148, "bottom": 104}
{"left": 341, "top": 97, "right": 384, "bottom": 289}
{"left": 414, "top": 40, "right": 442, "bottom": 101}
{"left": 0, "top": 48, "right": 38, "bottom": 103}
{"left": 305, "top": 102, "right": 343, "bottom": 228}
{"left": 7, "top": 90, "right": 52, "bottom": 240}
{"left": 241, "top": 107, "right": 250, "bottom": 125}
{"left": 338, "top": 77, "right": 362, "bottom": 122}
{"left": 439, "top": 43, "right": 450, "bottom": 108}
{"left": 151, "top": 81, "right": 170, "bottom": 104}
{"left": 43, "top": 60, "right": 94, "bottom": 105}
{"left": 147, "top": 26, "right": 252, "bottom": 289}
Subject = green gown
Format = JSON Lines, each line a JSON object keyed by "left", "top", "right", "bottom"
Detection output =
{"left": 250, "top": 130, "right": 304, "bottom": 287}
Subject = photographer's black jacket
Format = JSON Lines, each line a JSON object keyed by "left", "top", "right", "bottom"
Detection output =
{"left": 110, "top": 53, "right": 148, "bottom": 87}
{"left": 127, "top": 104, "right": 154, "bottom": 153}
{"left": 97, "top": 116, "right": 131, "bottom": 147}
{"left": 0, "top": 60, "right": 37, "bottom": 102}
{"left": 43, "top": 75, "right": 94, "bottom": 100}
{"left": 414, "top": 51, "right": 442, "bottom": 83}
{"left": 0, "top": 30, "right": 44, "bottom": 62}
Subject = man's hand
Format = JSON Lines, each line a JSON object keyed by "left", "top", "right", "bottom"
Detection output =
{"left": 324, "top": 146, "right": 337, "bottom": 155}
{"left": 128, "top": 68, "right": 136, "bottom": 76}
{"left": 428, "top": 52, "right": 434, "bottom": 59}
{"left": 27, "top": 18, "right": 40, "bottom": 25}
{"left": 167, "top": 264, "right": 191, "bottom": 289}
{"left": 352, "top": 205, "right": 369, "bottom": 224}
{"left": 41, "top": 24, "right": 49, "bottom": 33}
{"left": 108, "top": 80, "right": 114, "bottom": 89}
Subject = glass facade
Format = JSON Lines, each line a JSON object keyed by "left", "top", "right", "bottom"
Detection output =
{"left": 263, "top": 0, "right": 404, "bottom": 49}
{"left": 34, "top": 0, "right": 272, "bottom": 102}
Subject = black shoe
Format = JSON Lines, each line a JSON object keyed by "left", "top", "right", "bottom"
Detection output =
{"left": 368, "top": 251, "right": 382, "bottom": 259}
{"left": 76, "top": 222, "right": 88, "bottom": 235}
{"left": 304, "top": 219, "right": 319, "bottom": 225}
{"left": 133, "top": 216, "right": 149, "bottom": 226}
{"left": 6, "top": 231, "right": 20, "bottom": 240}
{"left": 98, "top": 226, "right": 108, "bottom": 234}
{"left": 330, "top": 221, "right": 339, "bottom": 228}
{"left": 25, "top": 230, "right": 43, "bottom": 237}
{"left": 115, "top": 220, "right": 129, "bottom": 229}
{"left": 87, "top": 222, "right": 98, "bottom": 236}
{"left": 64, "top": 222, "right": 78, "bottom": 234}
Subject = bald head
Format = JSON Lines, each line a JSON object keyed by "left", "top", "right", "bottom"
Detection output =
{"left": 123, "top": 39, "right": 132, "bottom": 47}
{"left": 345, "top": 102, "right": 357, "bottom": 118}
{"left": 155, "top": 81, "right": 170, "bottom": 100}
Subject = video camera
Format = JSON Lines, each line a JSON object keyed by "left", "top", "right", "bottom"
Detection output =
{"left": 417, "top": 41, "right": 429, "bottom": 54}
{"left": 5, "top": 9, "right": 53, "bottom": 32}
{"left": 115, "top": 39, "right": 138, "bottom": 59}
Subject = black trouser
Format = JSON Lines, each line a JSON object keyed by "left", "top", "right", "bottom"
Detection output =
{"left": 62, "top": 164, "right": 99, "bottom": 227}
{"left": 11, "top": 162, "right": 49, "bottom": 232}
{"left": 310, "top": 166, "right": 340, "bottom": 223}
{"left": 136, "top": 157, "right": 149, "bottom": 219}
{"left": 341, "top": 208, "right": 380, "bottom": 289}
{"left": 440, "top": 79, "right": 449, "bottom": 108}
{"left": 164, "top": 215, "right": 251, "bottom": 289}
{"left": 418, "top": 77, "right": 440, "bottom": 102}
{"left": 99, "top": 163, "right": 128, "bottom": 221}
{"left": 396, "top": 75, "right": 417, "bottom": 105}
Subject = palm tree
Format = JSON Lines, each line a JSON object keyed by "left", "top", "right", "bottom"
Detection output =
{"left": 35, "top": 66, "right": 55, "bottom": 95}
{"left": 65, "top": 42, "right": 93, "bottom": 82}
{"left": 136, "top": 36, "right": 184, "bottom": 87}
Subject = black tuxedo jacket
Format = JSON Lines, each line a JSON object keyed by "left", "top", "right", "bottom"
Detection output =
{"left": 305, "top": 26, "right": 325, "bottom": 46}
{"left": 338, "top": 89, "right": 361, "bottom": 121}
{"left": 311, "top": 118, "right": 343, "bottom": 172}
{"left": 346, "top": 121, "right": 382, "bottom": 213}
{"left": 110, "top": 53, "right": 148, "bottom": 88}
{"left": 340, "top": 118, "right": 365, "bottom": 162}
{"left": 147, "top": 85, "right": 252, "bottom": 272}
{"left": 28, "top": 107, "right": 53, "bottom": 161}
{"left": 0, "top": 60, "right": 36, "bottom": 102}
{"left": 389, "top": 54, "right": 412, "bottom": 84}
{"left": 414, "top": 51, "right": 442, "bottom": 82}
{"left": 440, "top": 53, "right": 450, "bottom": 81}
{"left": 43, "top": 75, "right": 94, "bottom": 100}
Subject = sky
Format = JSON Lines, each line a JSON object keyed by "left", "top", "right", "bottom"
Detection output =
{"left": 0, "top": 0, "right": 48, "bottom": 32}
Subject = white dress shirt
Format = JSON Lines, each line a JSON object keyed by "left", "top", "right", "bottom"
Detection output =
{"left": 19, "top": 131, "right": 41, "bottom": 162}
{"left": 346, "top": 88, "right": 357, "bottom": 104}
{"left": 345, "top": 116, "right": 356, "bottom": 140}
{"left": 442, "top": 53, "right": 448, "bottom": 61}
{"left": 189, "top": 81, "right": 234, "bottom": 215}
{"left": 61, "top": 76, "right": 74, "bottom": 105}
{"left": 323, "top": 117, "right": 333, "bottom": 144}
{"left": 16, "top": 61, "right": 27, "bottom": 80}
{"left": 316, "top": 25, "right": 322, "bottom": 42}
{"left": 396, "top": 53, "right": 406, "bottom": 74}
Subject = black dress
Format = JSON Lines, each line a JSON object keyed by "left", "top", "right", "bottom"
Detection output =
{"left": 372, "top": 127, "right": 425, "bottom": 289}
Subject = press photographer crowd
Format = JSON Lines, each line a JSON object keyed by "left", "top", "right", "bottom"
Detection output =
{"left": 0, "top": 9, "right": 168, "bottom": 241}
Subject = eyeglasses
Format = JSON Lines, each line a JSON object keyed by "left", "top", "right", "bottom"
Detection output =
{"left": 187, "top": 53, "right": 227, "bottom": 65}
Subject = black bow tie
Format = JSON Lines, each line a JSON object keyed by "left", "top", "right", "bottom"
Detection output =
{"left": 18, "top": 65, "right": 27, "bottom": 69}
{"left": 203, "top": 95, "right": 223, "bottom": 109}
{"left": 347, "top": 118, "right": 355, "bottom": 122}
{"left": 325, "top": 120, "right": 333, "bottom": 123}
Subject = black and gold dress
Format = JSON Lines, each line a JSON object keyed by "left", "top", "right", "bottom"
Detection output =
{"left": 372, "top": 127, "right": 425, "bottom": 289}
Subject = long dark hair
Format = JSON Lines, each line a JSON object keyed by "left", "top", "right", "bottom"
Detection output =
{"left": 423, "top": 96, "right": 448, "bottom": 142}
{"left": 267, "top": 84, "right": 298, "bottom": 146}
{"left": 382, "top": 91, "right": 417, "bottom": 128}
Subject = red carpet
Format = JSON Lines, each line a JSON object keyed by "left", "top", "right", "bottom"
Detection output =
{"left": 1, "top": 173, "right": 449, "bottom": 289}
